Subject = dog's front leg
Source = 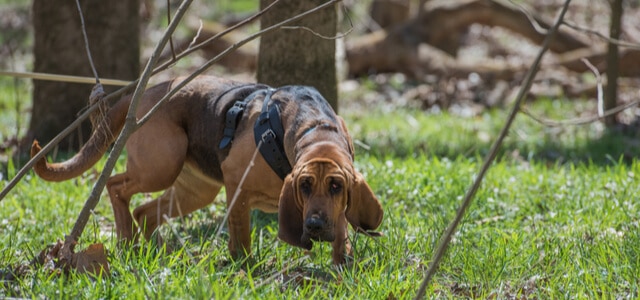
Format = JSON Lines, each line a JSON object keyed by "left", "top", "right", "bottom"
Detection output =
{"left": 331, "top": 214, "right": 351, "bottom": 265}
{"left": 227, "top": 198, "right": 252, "bottom": 260}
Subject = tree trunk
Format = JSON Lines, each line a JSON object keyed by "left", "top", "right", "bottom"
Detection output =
{"left": 604, "top": 0, "right": 622, "bottom": 126}
{"left": 257, "top": 0, "right": 338, "bottom": 111}
{"left": 29, "top": 0, "right": 139, "bottom": 153}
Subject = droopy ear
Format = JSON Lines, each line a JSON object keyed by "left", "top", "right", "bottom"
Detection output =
{"left": 278, "top": 173, "right": 313, "bottom": 250}
{"left": 337, "top": 116, "right": 355, "bottom": 158}
{"left": 346, "top": 170, "right": 383, "bottom": 234}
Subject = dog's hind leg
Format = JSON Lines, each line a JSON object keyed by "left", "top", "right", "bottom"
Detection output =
{"left": 132, "top": 163, "right": 223, "bottom": 240}
{"left": 108, "top": 122, "right": 189, "bottom": 242}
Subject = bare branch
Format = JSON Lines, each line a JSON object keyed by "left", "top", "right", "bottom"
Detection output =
{"left": 520, "top": 97, "right": 640, "bottom": 127}
{"left": 167, "top": 0, "right": 177, "bottom": 62}
{"left": 414, "top": 0, "right": 573, "bottom": 298}
{"left": 580, "top": 58, "right": 604, "bottom": 116}
{"left": 508, "top": 0, "right": 549, "bottom": 35}
{"left": 152, "top": 0, "right": 282, "bottom": 73}
{"left": 562, "top": 20, "right": 640, "bottom": 50}
{"left": 281, "top": 25, "right": 352, "bottom": 40}
{"left": 74, "top": 0, "right": 100, "bottom": 83}
{"left": 281, "top": 5, "right": 355, "bottom": 40}
{"left": 187, "top": 20, "right": 204, "bottom": 50}
{"left": 0, "top": 71, "right": 130, "bottom": 86}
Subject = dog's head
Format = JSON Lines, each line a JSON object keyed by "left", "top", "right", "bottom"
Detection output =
{"left": 277, "top": 142, "right": 383, "bottom": 250}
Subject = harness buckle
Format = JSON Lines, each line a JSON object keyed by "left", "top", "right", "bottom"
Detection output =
{"left": 261, "top": 130, "right": 276, "bottom": 142}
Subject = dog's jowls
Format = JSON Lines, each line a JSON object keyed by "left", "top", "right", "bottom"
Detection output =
{"left": 31, "top": 75, "right": 383, "bottom": 264}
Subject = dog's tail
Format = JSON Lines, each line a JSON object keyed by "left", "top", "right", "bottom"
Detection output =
{"left": 30, "top": 95, "right": 130, "bottom": 182}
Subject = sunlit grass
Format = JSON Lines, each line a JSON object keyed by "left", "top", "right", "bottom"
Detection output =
{"left": 342, "top": 98, "right": 640, "bottom": 164}
{"left": 0, "top": 78, "right": 29, "bottom": 145}
{"left": 3, "top": 149, "right": 639, "bottom": 298}
{"left": 2, "top": 74, "right": 640, "bottom": 297}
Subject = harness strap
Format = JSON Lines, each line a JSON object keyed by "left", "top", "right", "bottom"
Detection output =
{"left": 254, "top": 89, "right": 292, "bottom": 180}
{"left": 218, "top": 86, "right": 266, "bottom": 149}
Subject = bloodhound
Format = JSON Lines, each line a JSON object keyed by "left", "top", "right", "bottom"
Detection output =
{"left": 31, "top": 75, "right": 383, "bottom": 264}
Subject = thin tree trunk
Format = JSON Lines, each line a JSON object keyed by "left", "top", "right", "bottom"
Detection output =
{"left": 257, "top": 0, "right": 338, "bottom": 111}
{"left": 29, "top": 0, "right": 139, "bottom": 153}
{"left": 604, "top": 0, "right": 622, "bottom": 126}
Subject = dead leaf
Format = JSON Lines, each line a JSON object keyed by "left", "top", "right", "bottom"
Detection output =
{"left": 72, "top": 243, "right": 110, "bottom": 276}
{"left": 32, "top": 241, "right": 110, "bottom": 277}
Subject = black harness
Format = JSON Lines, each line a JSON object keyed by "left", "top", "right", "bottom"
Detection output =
{"left": 219, "top": 87, "right": 292, "bottom": 180}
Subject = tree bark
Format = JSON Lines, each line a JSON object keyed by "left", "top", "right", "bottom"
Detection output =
{"left": 29, "top": 0, "right": 139, "bottom": 152}
{"left": 257, "top": 0, "right": 338, "bottom": 111}
{"left": 605, "top": 0, "right": 622, "bottom": 126}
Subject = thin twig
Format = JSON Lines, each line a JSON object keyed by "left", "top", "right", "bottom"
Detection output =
{"left": 580, "top": 58, "right": 604, "bottom": 116}
{"left": 414, "top": 0, "right": 573, "bottom": 298}
{"left": 520, "top": 97, "right": 640, "bottom": 127}
{"left": 281, "top": 25, "right": 352, "bottom": 40}
{"left": 0, "top": 71, "right": 130, "bottom": 86}
{"left": 562, "top": 20, "right": 640, "bottom": 50}
{"left": 187, "top": 20, "right": 204, "bottom": 50}
{"left": 74, "top": 0, "right": 100, "bottom": 84}
{"left": 166, "top": 0, "right": 177, "bottom": 62}
{"left": 508, "top": 0, "right": 549, "bottom": 35}
{"left": 152, "top": 0, "right": 282, "bottom": 73}
{"left": 214, "top": 141, "right": 262, "bottom": 242}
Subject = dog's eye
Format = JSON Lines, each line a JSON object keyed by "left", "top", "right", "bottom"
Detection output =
{"left": 300, "top": 179, "right": 312, "bottom": 196}
{"left": 329, "top": 181, "right": 342, "bottom": 195}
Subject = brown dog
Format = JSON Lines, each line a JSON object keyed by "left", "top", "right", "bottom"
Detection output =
{"left": 31, "top": 75, "right": 383, "bottom": 264}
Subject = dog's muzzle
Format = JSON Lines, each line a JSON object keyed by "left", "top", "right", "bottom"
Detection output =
{"left": 301, "top": 213, "right": 335, "bottom": 243}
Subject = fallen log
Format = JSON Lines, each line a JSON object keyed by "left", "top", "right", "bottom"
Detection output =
{"left": 346, "top": 0, "right": 589, "bottom": 77}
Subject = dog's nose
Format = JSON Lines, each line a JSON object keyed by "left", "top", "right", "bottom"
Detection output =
{"left": 304, "top": 215, "right": 325, "bottom": 232}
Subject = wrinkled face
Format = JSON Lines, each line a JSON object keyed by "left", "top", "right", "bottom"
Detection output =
{"left": 294, "top": 158, "right": 351, "bottom": 244}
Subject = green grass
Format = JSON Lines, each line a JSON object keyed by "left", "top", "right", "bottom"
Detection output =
{"left": 345, "top": 98, "right": 640, "bottom": 164}
{"left": 2, "top": 80, "right": 640, "bottom": 298}
{"left": 2, "top": 151, "right": 639, "bottom": 298}
{"left": 0, "top": 78, "right": 29, "bottom": 143}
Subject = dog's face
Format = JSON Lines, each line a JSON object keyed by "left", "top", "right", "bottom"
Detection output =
{"left": 296, "top": 156, "right": 349, "bottom": 244}
{"left": 278, "top": 142, "right": 383, "bottom": 250}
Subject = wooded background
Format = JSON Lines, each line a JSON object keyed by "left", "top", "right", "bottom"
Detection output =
{"left": 1, "top": 0, "right": 639, "bottom": 155}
